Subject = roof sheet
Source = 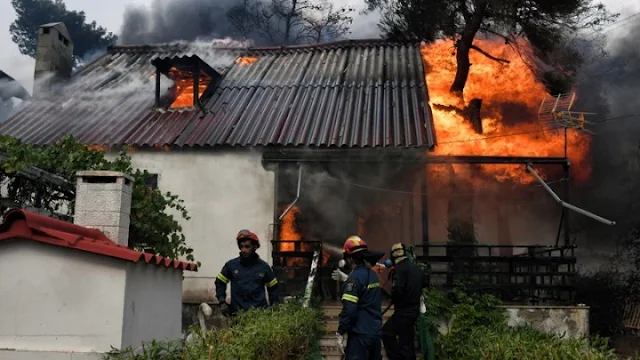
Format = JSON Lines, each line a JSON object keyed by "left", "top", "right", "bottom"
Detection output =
{"left": 0, "top": 208, "right": 198, "bottom": 271}
{"left": 0, "top": 39, "right": 435, "bottom": 148}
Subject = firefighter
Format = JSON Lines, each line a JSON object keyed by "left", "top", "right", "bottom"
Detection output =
{"left": 336, "top": 236, "right": 383, "bottom": 360}
{"left": 214, "top": 229, "right": 280, "bottom": 317}
{"left": 382, "top": 243, "right": 428, "bottom": 360}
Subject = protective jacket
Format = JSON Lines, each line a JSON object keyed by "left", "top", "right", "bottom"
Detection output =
{"left": 338, "top": 264, "right": 382, "bottom": 336}
{"left": 390, "top": 258, "right": 428, "bottom": 316}
{"left": 215, "top": 253, "right": 280, "bottom": 313}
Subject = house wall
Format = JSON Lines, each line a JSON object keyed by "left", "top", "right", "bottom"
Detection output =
{"left": 503, "top": 305, "right": 590, "bottom": 339}
{"left": 436, "top": 306, "right": 590, "bottom": 339}
{"left": 120, "top": 149, "right": 276, "bottom": 303}
{"left": 121, "top": 262, "right": 183, "bottom": 348}
{"left": 0, "top": 241, "right": 126, "bottom": 353}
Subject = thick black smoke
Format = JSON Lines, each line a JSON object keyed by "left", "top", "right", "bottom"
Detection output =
{"left": 119, "top": 0, "right": 381, "bottom": 45}
{"left": 120, "top": 0, "right": 242, "bottom": 45}
{"left": 572, "top": 21, "right": 640, "bottom": 261}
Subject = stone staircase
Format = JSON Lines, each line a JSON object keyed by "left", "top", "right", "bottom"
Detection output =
{"left": 319, "top": 303, "right": 420, "bottom": 359}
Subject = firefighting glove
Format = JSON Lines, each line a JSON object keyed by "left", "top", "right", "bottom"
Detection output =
{"left": 335, "top": 332, "right": 346, "bottom": 354}
{"left": 331, "top": 269, "right": 348, "bottom": 282}
{"left": 220, "top": 303, "right": 231, "bottom": 317}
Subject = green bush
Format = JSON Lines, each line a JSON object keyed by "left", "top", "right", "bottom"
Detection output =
{"left": 424, "top": 286, "right": 639, "bottom": 360}
{"left": 104, "top": 301, "right": 324, "bottom": 360}
{"left": 574, "top": 267, "right": 640, "bottom": 336}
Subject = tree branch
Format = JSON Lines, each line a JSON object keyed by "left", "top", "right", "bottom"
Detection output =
{"left": 470, "top": 45, "right": 510, "bottom": 64}
{"left": 479, "top": 26, "right": 512, "bottom": 43}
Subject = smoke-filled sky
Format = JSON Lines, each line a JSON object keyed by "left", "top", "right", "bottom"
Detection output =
{"left": 0, "top": 0, "right": 637, "bottom": 94}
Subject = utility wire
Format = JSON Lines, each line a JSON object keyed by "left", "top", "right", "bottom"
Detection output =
{"left": 433, "top": 111, "right": 640, "bottom": 145}
{"left": 322, "top": 174, "right": 568, "bottom": 197}
{"left": 301, "top": 112, "right": 640, "bottom": 197}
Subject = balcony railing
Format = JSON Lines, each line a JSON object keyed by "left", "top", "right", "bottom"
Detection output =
{"left": 413, "top": 243, "right": 577, "bottom": 304}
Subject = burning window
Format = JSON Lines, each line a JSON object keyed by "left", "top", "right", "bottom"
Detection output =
{"left": 151, "top": 55, "right": 222, "bottom": 110}
{"left": 167, "top": 67, "right": 210, "bottom": 108}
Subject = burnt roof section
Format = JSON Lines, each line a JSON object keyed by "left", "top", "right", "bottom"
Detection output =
{"left": 0, "top": 39, "right": 436, "bottom": 148}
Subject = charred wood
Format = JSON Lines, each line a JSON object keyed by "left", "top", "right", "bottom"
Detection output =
{"left": 465, "top": 98, "right": 483, "bottom": 134}
{"left": 432, "top": 98, "right": 483, "bottom": 134}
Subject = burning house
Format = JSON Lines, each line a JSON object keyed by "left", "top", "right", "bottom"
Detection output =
{"left": 0, "top": 23, "right": 614, "bottom": 310}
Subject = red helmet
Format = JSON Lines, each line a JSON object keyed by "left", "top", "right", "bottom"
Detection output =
{"left": 236, "top": 229, "right": 260, "bottom": 248}
{"left": 343, "top": 235, "right": 368, "bottom": 256}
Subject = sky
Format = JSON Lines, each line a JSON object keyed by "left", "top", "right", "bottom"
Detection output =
{"left": 0, "top": 0, "right": 639, "bottom": 94}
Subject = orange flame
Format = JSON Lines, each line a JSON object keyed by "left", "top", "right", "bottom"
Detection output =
{"left": 421, "top": 39, "right": 591, "bottom": 184}
{"left": 168, "top": 67, "right": 209, "bottom": 108}
{"left": 236, "top": 56, "right": 258, "bottom": 66}
{"left": 87, "top": 145, "right": 109, "bottom": 152}
{"left": 279, "top": 205, "right": 302, "bottom": 252}
{"left": 279, "top": 205, "right": 330, "bottom": 267}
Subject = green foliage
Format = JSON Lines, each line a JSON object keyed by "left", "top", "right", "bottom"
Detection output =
{"left": 10, "top": 0, "right": 117, "bottom": 59}
{"left": 369, "top": 0, "right": 617, "bottom": 48}
{"left": 0, "top": 135, "right": 195, "bottom": 263}
{"left": 574, "top": 267, "right": 640, "bottom": 336}
{"left": 423, "top": 286, "right": 638, "bottom": 359}
{"left": 104, "top": 301, "right": 325, "bottom": 360}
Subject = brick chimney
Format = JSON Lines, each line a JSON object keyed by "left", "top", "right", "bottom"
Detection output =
{"left": 73, "top": 171, "right": 133, "bottom": 246}
{"left": 33, "top": 22, "right": 74, "bottom": 97}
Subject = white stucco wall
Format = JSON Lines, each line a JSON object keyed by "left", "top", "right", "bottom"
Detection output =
{"left": 0, "top": 241, "right": 126, "bottom": 353}
{"left": 120, "top": 149, "right": 276, "bottom": 303}
{"left": 121, "top": 262, "right": 183, "bottom": 348}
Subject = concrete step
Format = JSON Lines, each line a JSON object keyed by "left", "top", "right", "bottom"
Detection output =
{"left": 318, "top": 305, "right": 420, "bottom": 359}
{"left": 322, "top": 304, "right": 395, "bottom": 318}
{"left": 321, "top": 304, "right": 394, "bottom": 334}
{"left": 318, "top": 335, "right": 390, "bottom": 359}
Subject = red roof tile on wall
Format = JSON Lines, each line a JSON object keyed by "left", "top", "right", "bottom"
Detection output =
{"left": 0, "top": 209, "right": 198, "bottom": 271}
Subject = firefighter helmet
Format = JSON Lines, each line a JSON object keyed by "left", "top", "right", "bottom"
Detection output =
{"left": 342, "top": 235, "right": 368, "bottom": 256}
{"left": 390, "top": 243, "right": 407, "bottom": 263}
{"left": 236, "top": 229, "right": 260, "bottom": 248}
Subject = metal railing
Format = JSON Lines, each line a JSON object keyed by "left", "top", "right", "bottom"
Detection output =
{"left": 413, "top": 243, "right": 577, "bottom": 304}
{"left": 271, "top": 240, "right": 336, "bottom": 300}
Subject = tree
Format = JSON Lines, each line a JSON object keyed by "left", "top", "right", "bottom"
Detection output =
{"left": 366, "top": 0, "right": 617, "bottom": 96}
{"left": 0, "top": 135, "right": 196, "bottom": 263}
{"left": 10, "top": 0, "right": 117, "bottom": 60}
{"left": 227, "top": 0, "right": 353, "bottom": 45}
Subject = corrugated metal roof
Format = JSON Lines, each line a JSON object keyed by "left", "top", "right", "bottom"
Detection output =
{"left": 0, "top": 39, "right": 436, "bottom": 148}
{"left": 0, "top": 208, "right": 198, "bottom": 271}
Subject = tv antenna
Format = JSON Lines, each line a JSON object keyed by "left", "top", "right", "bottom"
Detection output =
{"left": 537, "top": 93, "right": 596, "bottom": 135}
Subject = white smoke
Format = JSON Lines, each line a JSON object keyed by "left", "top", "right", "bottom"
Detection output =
{"left": 0, "top": 72, "right": 31, "bottom": 122}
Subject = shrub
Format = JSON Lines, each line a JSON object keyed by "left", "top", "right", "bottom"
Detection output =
{"left": 574, "top": 267, "right": 640, "bottom": 336}
{"left": 424, "top": 286, "right": 640, "bottom": 360}
{"left": 104, "top": 301, "right": 324, "bottom": 360}
{"left": 0, "top": 135, "right": 195, "bottom": 262}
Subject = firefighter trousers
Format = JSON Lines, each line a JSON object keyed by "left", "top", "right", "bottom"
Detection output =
{"left": 382, "top": 312, "right": 417, "bottom": 360}
{"left": 345, "top": 333, "right": 382, "bottom": 360}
